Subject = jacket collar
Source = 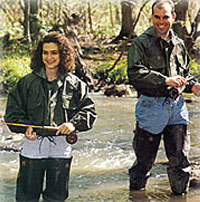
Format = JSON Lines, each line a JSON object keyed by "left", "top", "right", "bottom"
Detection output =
{"left": 33, "top": 67, "right": 68, "bottom": 88}
{"left": 145, "top": 26, "right": 180, "bottom": 46}
{"left": 33, "top": 67, "right": 67, "bottom": 80}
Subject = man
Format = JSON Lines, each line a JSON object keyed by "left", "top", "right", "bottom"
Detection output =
{"left": 127, "top": 0, "right": 200, "bottom": 195}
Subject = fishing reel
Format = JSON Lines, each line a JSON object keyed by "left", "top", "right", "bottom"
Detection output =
{"left": 168, "top": 87, "right": 179, "bottom": 99}
{"left": 66, "top": 131, "right": 78, "bottom": 144}
{"left": 168, "top": 85, "right": 186, "bottom": 99}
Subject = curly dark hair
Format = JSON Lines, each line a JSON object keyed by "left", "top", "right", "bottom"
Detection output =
{"left": 30, "top": 32, "right": 75, "bottom": 74}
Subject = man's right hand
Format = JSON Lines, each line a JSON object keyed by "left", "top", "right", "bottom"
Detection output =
{"left": 25, "top": 127, "right": 37, "bottom": 140}
{"left": 165, "top": 75, "right": 187, "bottom": 88}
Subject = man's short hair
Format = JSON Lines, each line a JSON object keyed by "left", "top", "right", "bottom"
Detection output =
{"left": 152, "top": 0, "right": 175, "bottom": 14}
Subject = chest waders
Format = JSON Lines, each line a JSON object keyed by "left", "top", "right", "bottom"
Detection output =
{"left": 16, "top": 155, "right": 72, "bottom": 202}
{"left": 129, "top": 124, "right": 190, "bottom": 195}
{"left": 16, "top": 80, "right": 74, "bottom": 202}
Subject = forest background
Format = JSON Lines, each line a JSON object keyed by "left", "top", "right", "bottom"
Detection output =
{"left": 0, "top": 0, "right": 200, "bottom": 95}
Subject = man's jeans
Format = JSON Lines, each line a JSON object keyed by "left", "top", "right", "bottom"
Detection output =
{"left": 135, "top": 95, "right": 189, "bottom": 134}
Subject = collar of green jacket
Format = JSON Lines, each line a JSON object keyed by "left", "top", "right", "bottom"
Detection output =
{"left": 33, "top": 67, "right": 67, "bottom": 82}
{"left": 145, "top": 26, "right": 181, "bottom": 46}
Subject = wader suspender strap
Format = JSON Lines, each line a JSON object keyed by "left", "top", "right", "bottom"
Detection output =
{"left": 62, "top": 78, "right": 69, "bottom": 122}
{"left": 174, "top": 55, "right": 190, "bottom": 76}
{"left": 48, "top": 79, "right": 63, "bottom": 126}
{"left": 48, "top": 89, "right": 58, "bottom": 126}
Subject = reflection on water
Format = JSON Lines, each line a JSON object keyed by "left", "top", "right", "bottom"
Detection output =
{"left": 1, "top": 94, "right": 200, "bottom": 202}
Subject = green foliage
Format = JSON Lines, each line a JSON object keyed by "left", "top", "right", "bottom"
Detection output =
{"left": 0, "top": 56, "right": 31, "bottom": 92}
{"left": 190, "top": 59, "right": 200, "bottom": 75}
{"left": 109, "top": 63, "right": 128, "bottom": 84}
{"left": 92, "top": 24, "right": 121, "bottom": 43}
{"left": 93, "top": 58, "right": 128, "bottom": 84}
{"left": 4, "top": 40, "right": 32, "bottom": 57}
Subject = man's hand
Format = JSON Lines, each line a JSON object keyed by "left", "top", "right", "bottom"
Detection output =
{"left": 192, "top": 83, "right": 200, "bottom": 97}
{"left": 56, "top": 122, "right": 75, "bottom": 136}
{"left": 165, "top": 75, "right": 187, "bottom": 87}
{"left": 25, "top": 127, "right": 37, "bottom": 140}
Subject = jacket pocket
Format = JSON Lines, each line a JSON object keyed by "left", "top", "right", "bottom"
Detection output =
{"left": 27, "top": 97, "right": 44, "bottom": 124}
{"left": 62, "top": 94, "right": 77, "bottom": 120}
{"left": 149, "top": 55, "right": 166, "bottom": 72}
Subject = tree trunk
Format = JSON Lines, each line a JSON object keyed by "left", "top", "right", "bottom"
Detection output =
{"left": 172, "top": 0, "right": 188, "bottom": 40}
{"left": 23, "top": 0, "right": 31, "bottom": 43}
{"left": 30, "top": 0, "right": 41, "bottom": 41}
{"left": 172, "top": 0, "right": 200, "bottom": 58}
{"left": 121, "top": 0, "right": 135, "bottom": 37}
{"left": 63, "top": 11, "right": 96, "bottom": 89}
{"left": 115, "top": 4, "right": 120, "bottom": 24}
{"left": 87, "top": 2, "right": 93, "bottom": 33}
{"left": 110, "top": 0, "right": 135, "bottom": 43}
{"left": 22, "top": 0, "right": 41, "bottom": 42}
{"left": 109, "top": 2, "right": 114, "bottom": 27}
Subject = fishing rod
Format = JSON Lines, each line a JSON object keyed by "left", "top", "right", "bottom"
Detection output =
{"left": 168, "top": 73, "right": 200, "bottom": 99}
{"left": 186, "top": 73, "right": 200, "bottom": 81}
{"left": 1, "top": 122, "right": 78, "bottom": 144}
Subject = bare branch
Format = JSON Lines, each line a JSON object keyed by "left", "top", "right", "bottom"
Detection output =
{"left": 19, "top": 0, "right": 25, "bottom": 12}
{"left": 191, "top": 9, "right": 200, "bottom": 38}
{"left": 194, "top": 31, "right": 200, "bottom": 41}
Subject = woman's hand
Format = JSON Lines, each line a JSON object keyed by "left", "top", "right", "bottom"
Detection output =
{"left": 25, "top": 127, "right": 37, "bottom": 140}
{"left": 56, "top": 122, "right": 75, "bottom": 136}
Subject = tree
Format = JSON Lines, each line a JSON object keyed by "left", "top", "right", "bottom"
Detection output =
{"left": 20, "top": 0, "right": 42, "bottom": 42}
{"left": 110, "top": 0, "right": 136, "bottom": 43}
{"left": 62, "top": 11, "right": 95, "bottom": 88}
{"left": 172, "top": 0, "right": 188, "bottom": 40}
{"left": 95, "top": 0, "right": 150, "bottom": 91}
{"left": 172, "top": 0, "right": 200, "bottom": 59}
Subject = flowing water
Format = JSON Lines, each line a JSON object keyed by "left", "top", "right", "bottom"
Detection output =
{"left": 1, "top": 93, "right": 200, "bottom": 202}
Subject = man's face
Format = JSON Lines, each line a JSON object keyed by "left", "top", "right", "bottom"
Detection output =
{"left": 152, "top": 3, "right": 176, "bottom": 39}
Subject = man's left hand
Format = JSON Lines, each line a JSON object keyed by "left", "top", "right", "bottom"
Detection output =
{"left": 192, "top": 83, "right": 200, "bottom": 97}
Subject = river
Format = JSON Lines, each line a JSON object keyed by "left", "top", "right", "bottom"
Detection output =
{"left": 1, "top": 93, "right": 200, "bottom": 202}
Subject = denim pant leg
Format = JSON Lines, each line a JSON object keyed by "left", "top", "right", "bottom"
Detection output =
{"left": 163, "top": 124, "right": 190, "bottom": 195}
{"left": 129, "top": 125, "right": 161, "bottom": 191}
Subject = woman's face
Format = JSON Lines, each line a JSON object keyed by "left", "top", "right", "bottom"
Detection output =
{"left": 42, "top": 42, "right": 60, "bottom": 70}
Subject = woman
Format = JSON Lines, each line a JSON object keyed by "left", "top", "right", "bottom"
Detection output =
{"left": 5, "top": 32, "right": 96, "bottom": 202}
